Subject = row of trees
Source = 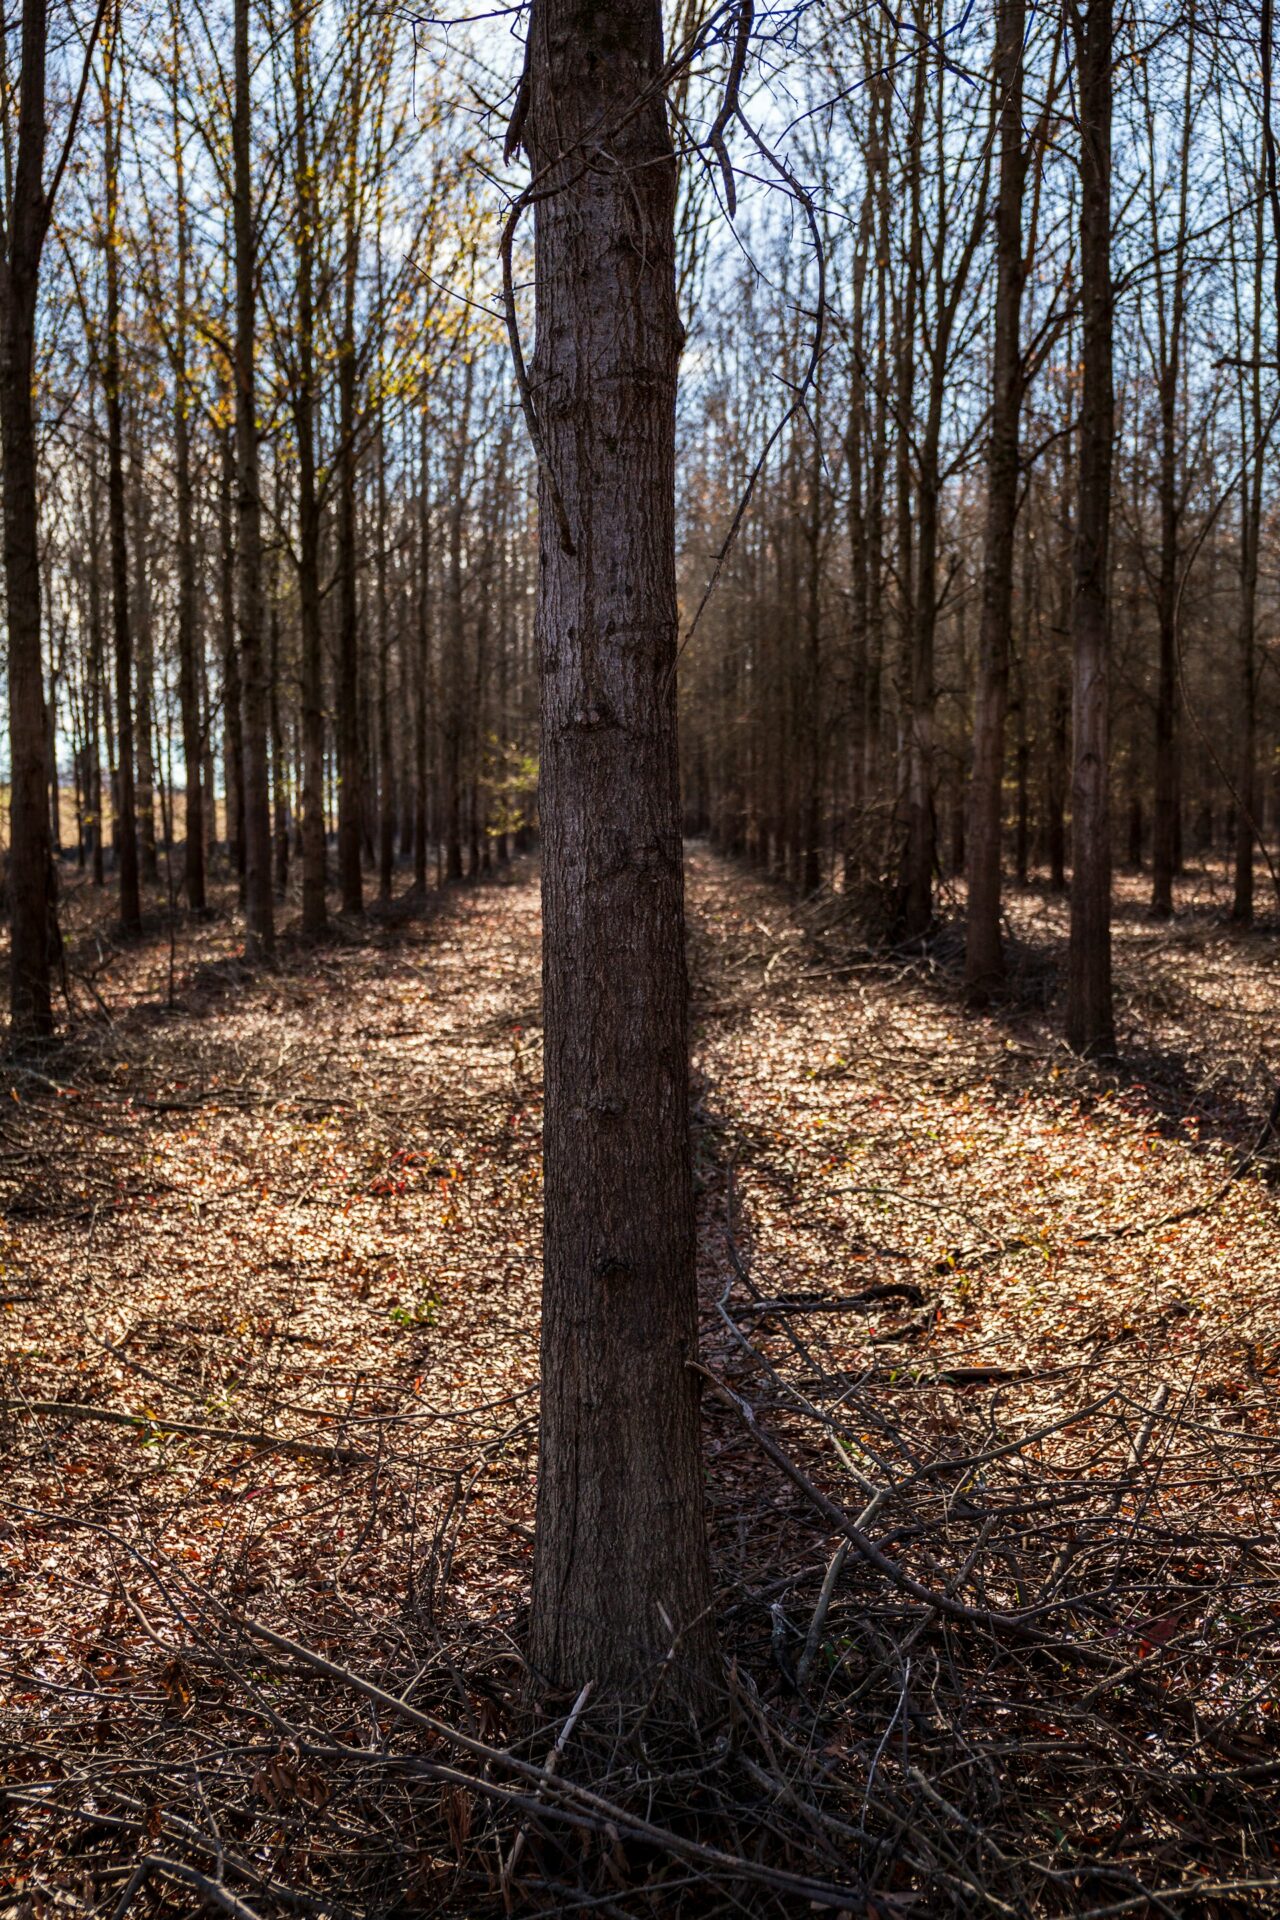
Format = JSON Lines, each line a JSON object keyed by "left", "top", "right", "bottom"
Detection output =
{"left": 531, "top": 0, "right": 1280, "bottom": 1695}
{"left": 3, "top": 0, "right": 540, "bottom": 1036}
{"left": 4, "top": 0, "right": 1278, "bottom": 1699}
{"left": 679, "top": 0, "right": 1277, "bottom": 1050}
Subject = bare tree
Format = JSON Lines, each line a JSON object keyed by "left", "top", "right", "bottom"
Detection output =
{"left": 965, "top": 0, "right": 1027, "bottom": 996}
{"left": 518, "top": 0, "right": 717, "bottom": 1700}
{"left": 1065, "top": 0, "right": 1115, "bottom": 1058}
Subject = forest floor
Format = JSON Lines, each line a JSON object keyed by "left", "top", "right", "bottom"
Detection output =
{"left": 2, "top": 851, "right": 1279, "bottom": 1918}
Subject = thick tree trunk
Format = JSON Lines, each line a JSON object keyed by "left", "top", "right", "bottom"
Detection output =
{"left": 1065, "top": 0, "right": 1115, "bottom": 1056}
{"left": 233, "top": 0, "right": 274, "bottom": 958}
{"left": 965, "top": 0, "right": 1025, "bottom": 998}
{"left": 523, "top": 0, "right": 716, "bottom": 1704}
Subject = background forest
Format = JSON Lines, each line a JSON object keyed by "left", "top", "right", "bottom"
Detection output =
{"left": 3, "top": 0, "right": 1276, "bottom": 980}
{"left": 4, "top": 1, "right": 1280, "bottom": 1917}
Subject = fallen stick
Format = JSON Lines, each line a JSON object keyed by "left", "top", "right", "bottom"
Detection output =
{"left": 0, "top": 1398, "right": 370, "bottom": 1464}
{"left": 134, "top": 1858, "right": 265, "bottom": 1920}
{"left": 694, "top": 1363, "right": 1081, "bottom": 1642}
{"left": 236, "top": 1616, "right": 863, "bottom": 1912}
{"left": 500, "top": 1678, "right": 592, "bottom": 1907}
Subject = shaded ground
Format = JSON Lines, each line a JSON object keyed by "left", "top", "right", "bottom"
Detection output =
{"left": 2, "top": 852, "right": 1278, "bottom": 1916}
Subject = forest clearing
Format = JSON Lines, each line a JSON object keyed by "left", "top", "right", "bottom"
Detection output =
{"left": 3, "top": 854, "right": 1278, "bottom": 1914}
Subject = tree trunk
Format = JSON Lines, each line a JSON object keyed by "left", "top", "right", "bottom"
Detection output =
{"left": 171, "top": 0, "right": 205, "bottom": 914}
{"left": 292, "top": 0, "right": 327, "bottom": 939}
{"left": 87, "top": 464, "right": 106, "bottom": 888}
{"left": 233, "top": 0, "right": 274, "bottom": 958}
{"left": 1232, "top": 179, "right": 1265, "bottom": 922}
{"left": 1147, "top": 14, "right": 1194, "bottom": 919}
{"left": 1065, "top": 0, "right": 1115, "bottom": 1057}
{"left": 104, "top": 15, "right": 141, "bottom": 937}
{"left": 522, "top": 0, "right": 716, "bottom": 1704}
{"left": 414, "top": 402, "right": 431, "bottom": 892}
{"left": 0, "top": 257, "right": 53, "bottom": 1032}
{"left": 965, "top": 0, "right": 1025, "bottom": 998}
{"left": 0, "top": 0, "right": 59, "bottom": 1037}
{"left": 220, "top": 419, "right": 245, "bottom": 887}
{"left": 131, "top": 411, "right": 159, "bottom": 885}
{"left": 336, "top": 38, "right": 363, "bottom": 917}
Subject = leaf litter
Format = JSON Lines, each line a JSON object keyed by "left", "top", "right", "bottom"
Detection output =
{"left": 1, "top": 854, "right": 1277, "bottom": 1916}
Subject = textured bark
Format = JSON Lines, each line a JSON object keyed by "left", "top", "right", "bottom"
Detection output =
{"left": 965, "top": 0, "right": 1025, "bottom": 998}
{"left": 1065, "top": 0, "right": 1115, "bottom": 1057}
{"left": 523, "top": 0, "right": 716, "bottom": 1704}
{"left": 233, "top": 0, "right": 274, "bottom": 958}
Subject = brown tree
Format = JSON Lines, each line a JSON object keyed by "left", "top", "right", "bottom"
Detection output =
{"left": 233, "top": 0, "right": 274, "bottom": 958}
{"left": 1, "top": 0, "right": 102, "bottom": 1033}
{"left": 518, "top": 0, "right": 717, "bottom": 1701}
{"left": 1064, "top": 0, "right": 1115, "bottom": 1058}
{"left": 964, "top": 0, "right": 1026, "bottom": 997}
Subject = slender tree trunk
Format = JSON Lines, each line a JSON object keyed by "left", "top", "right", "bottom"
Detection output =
{"left": 292, "top": 0, "right": 327, "bottom": 938}
{"left": 522, "top": 0, "right": 716, "bottom": 1703}
{"left": 1065, "top": 0, "right": 1115, "bottom": 1056}
{"left": 336, "top": 36, "right": 363, "bottom": 916}
{"left": 270, "top": 600, "right": 289, "bottom": 895}
{"left": 1147, "top": 14, "right": 1194, "bottom": 919}
{"left": 87, "top": 461, "right": 106, "bottom": 887}
{"left": 131, "top": 411, "right": 159, "bottom": 885}
{"left": 220, "top": 418, "right": 245, "bottom": 886}
{"left": 171, "top": 0, "right": 204, "bottom": 913}
{"left": 377, "top": 415, "right": 395, "bottom": 900}
{"left": 443, "top": 347, "right": 474, "bottom": 883}
{"left": 233, "top": 0, "right": 274, "bottom": 957}
{"left": 0, "top": 0, "right": 58, "bottom": 1036}
{"left": 103, "top": 15, "right": 141, "bottom": 936}
{"left": 965, "top": 0, "right": 1026, "bottom": 997}
{"left": 1232, "top": 179, "right": 1265, "bottom": 922}
{"left": 414, "top": 402, "right": 431, "bottom": 892}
